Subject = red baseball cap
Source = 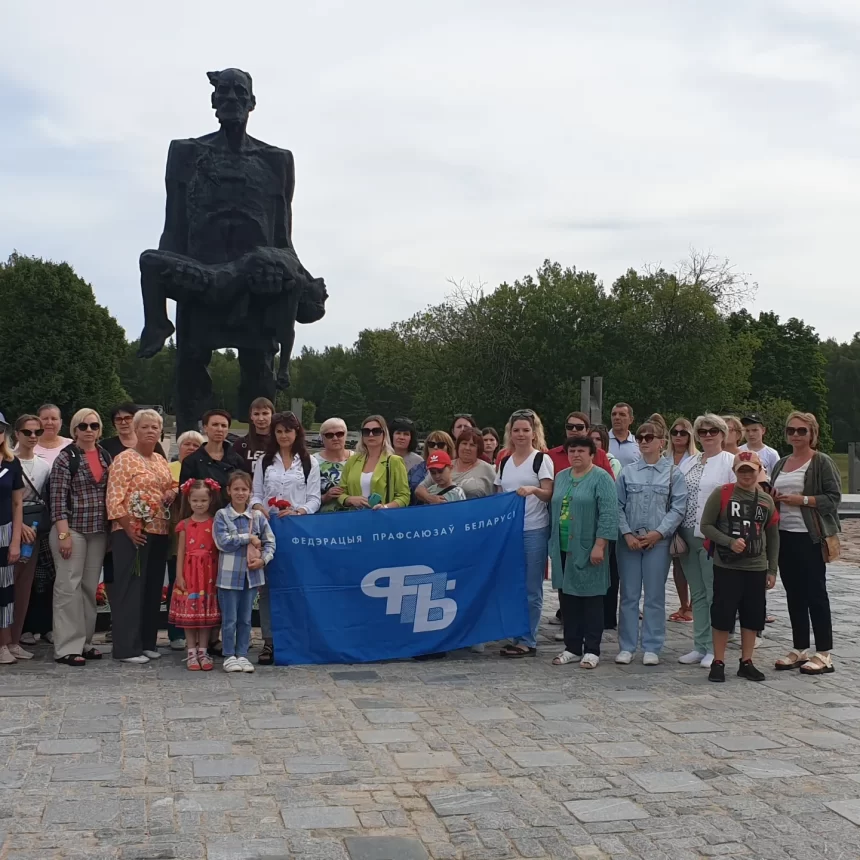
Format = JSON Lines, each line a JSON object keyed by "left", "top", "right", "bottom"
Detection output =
{"left": 427, "top": 451, "right": 452, "bottom": 469}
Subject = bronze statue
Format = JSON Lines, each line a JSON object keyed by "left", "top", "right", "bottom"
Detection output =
{"left": 137, "top": 68, "right": 328, "bottom": 431}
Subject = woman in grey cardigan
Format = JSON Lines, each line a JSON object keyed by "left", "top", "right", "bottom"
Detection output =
{"left": 771, "top": 411, "right": 841, "bottom": 676}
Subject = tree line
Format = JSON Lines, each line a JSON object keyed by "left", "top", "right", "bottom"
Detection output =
{"left": 2, "top": 252, "right": 857, "bottom": 452}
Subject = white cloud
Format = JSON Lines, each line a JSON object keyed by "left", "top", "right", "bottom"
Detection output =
{"left": 1, "top": 0, "right": 858, "bottom": 350}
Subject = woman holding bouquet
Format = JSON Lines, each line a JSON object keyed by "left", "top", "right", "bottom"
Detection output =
{"left": 106, "top": 409, "right": 177, "bottom": 664}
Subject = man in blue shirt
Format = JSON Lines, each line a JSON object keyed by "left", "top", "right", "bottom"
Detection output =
{"left": 608, "top": 403, "right": 641, "bottom": 468}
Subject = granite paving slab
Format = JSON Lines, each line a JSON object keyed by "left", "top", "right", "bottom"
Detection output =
{"left": 281, "top": 805, "right": 360, "bottom": 829}
{"left": 564, "top": 798, "right": 650, "bottom": 822}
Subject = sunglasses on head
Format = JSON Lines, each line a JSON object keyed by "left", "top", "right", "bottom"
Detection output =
{"left": 785, "top": 426, "right": 809, "bottom": 437}
{"left": 77, "top": 422, "right": 100, "bottom": 432}
{"left": 697, "top": 427, "right": 721, "bottom": 437}
{"left": 323, "top": 430, "right": 345, "bottom": 439}
{"left": 425, "top": 440, "right": 446, "bottom": 449}
{"left": 636, "top": 433, "right": 657, "bottom": 444}
{"left": 566, "top": 422, "right": 586, "bottom": 432}
{"left": 361, "top": 426, "right": 384, "bottom": 437}
{"left": 510, "top": 409, "right": 535, "bottom": 422}
{"left": 428, "top": 468, "right": 446, "bottom": 476}
{"left": 670, "top": 428, "right": 690, "bottom": 437}
{"left": 18, "top": 428, "right": 44, "bottom": 437}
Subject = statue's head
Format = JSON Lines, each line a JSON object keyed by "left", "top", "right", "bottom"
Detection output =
{"left": 297, "top": 278, "right": 328, "bottom": 325}
{"left": 207, "top": 68, "right": 256, "bottom": 125}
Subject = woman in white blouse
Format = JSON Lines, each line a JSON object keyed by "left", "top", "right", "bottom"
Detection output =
{"left": 251, "top": 411, "right": 321, "bottom": 665}
{"left": 677, "top": 414, "right": 736, "bottom": 668}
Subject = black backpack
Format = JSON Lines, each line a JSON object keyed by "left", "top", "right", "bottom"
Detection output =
{"left": 498, "top": 451, "right": 545, "bottom": 480}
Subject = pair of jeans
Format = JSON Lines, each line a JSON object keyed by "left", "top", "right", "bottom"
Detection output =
{"left": 218, "top": 584, "right": 257, "bottom": 657}
{"left": 514, "top": 526, "right": 550, "bottom": 649}
{"left": 560, "top": 591, "right": 603, "bottom": 656}
{"left": 616, "top": 538, "right": 671, "bottom": 654}
{"left": 678, "top": 527, "right": 714, "bottom": 654}
{"left": 778, "top": 530, "right": 833, "bottom": 652}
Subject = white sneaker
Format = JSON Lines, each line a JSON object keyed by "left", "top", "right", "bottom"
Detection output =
{"left": 0, "top": 646, "right": 17, "bottom": 664}
{"left": 580, "top": 653, "right": 599, "bottom": 669}
{"left": 223, "top": 656, "right": 242, "bottom": 673}
{"left": 237, "top": 656, "right": 255, "bottom": 673}
{"left": 643, "top": 652, "right": 660, "bottom": 666}
{"left": 615, "top": 650, "right": 633, "bottom": 664}
{"left": 700, "top": 653, "right": 715, "bottom": 668}
{"left": 142, "top": 650, "right": 161, "bottom": 660}
{"left": 20, "top": 632, "right": 37, "bottom": 645}
{"left": 554, "top": 631, "right": 565, "bottom": 641}
{"left": 121, "top": 655, "right": 150, "bottom": 664}
{"left": 170, "top": 639, "right": 187, "bottom": 651}
{"left": 9, "top": 644, "right": 34, "bottom": 660}
{"left": 470, "top": 644, "right": 485, "bottom": 654}
{"left": 678, "top": 650, "right": 705, "bottom": 664}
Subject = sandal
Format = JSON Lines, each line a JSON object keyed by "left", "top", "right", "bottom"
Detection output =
{"left": 82, "top": 648, "right": 102, "bottom": 660}
{"left": 552, "top": 650, "right": 580, "bottom": 665}
{"left": 765, "top": 615, "right": 777, "bottom": 624}
{"left": 775, "top": 649, "right": 808, "bottom": 670}
{"left": 186, "top": 651, "right": 201, "bottom": 671}
{"left": 197, "top": 652, "right": 213, "bottom": 672}
{"left": 258, "top": 643, "right": 274, "bottom": 665}
{"left": 799, "top": 652, "right": 834, "bottom": 675}
{"left": 55, "top": 654, "right": 86, "bottom": 667}
{"left": 499, "top": 644, "right": 536, "bottom": 658}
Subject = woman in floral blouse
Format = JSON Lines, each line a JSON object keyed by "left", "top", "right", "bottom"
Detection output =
{"left": 106, "top": 409, "right": 177, "bottom": 664}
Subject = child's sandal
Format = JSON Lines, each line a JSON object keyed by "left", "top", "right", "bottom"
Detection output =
{"left": 198, "top": 651, "right": 213, "bottom": 671}
{"left": 186, "top": 650, "right": 201, "bottom": 671}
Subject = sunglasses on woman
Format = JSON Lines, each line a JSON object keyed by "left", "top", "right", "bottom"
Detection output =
{"left": 77, "top": 422, "right": 100, "bottom": 432}
{"left": 17, "top": 428, "right": 44, "bottom": 437}
{"left": 323, "top": 430, "right": 345, "bottom": 439}
{"left": 425, "top": 440, "right": 446, "bottom": 449}
{"left": 361, "top": 427, "right": 384, "bottom": 437}
{"left": 670, "top": 428, "right": 689, "bottom": 437}
{"left": 697, "top": 427, "right": 721, "bottom": 437}
{"left": 636, "top": 433, "right": 657, "bottom": 443}
{"left": 785, "top": 426, "right": 809, "bottom": 437}
{"left": 566, "top": 422, "right": 586, "bottom": 432}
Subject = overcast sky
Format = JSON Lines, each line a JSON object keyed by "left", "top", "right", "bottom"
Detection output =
{"left": 2, "top": 0, "right": 859, "bottom": 352}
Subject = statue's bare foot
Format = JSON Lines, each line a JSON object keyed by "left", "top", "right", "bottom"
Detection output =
{"left": 138, "top": 322, "right": 175, "bottom": 358}
{"left": 276, "top": 365, "right": 291, "bottom": 391}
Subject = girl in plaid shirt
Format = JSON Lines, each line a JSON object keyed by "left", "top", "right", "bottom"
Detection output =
{"left": 213, "top": 472, "right": 275, "bottom": 673}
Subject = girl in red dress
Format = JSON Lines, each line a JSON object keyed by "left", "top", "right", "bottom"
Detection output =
{"left": 169, "top": 479, "right": 221, "bottom": 670}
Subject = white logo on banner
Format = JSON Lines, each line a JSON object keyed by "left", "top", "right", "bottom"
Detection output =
{"left": 360, "top": 565, "right": 457, "bottom": 633}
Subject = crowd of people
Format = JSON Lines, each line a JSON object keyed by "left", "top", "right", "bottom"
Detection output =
{"left": 0, "top": 397, "right": 843, "bottom": 681}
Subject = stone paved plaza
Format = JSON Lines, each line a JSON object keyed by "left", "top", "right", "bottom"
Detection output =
{"left": 3, "top": 566, "right": 860, "bottom": 860}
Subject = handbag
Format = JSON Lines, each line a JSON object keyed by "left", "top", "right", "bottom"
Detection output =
{"left": 813, "top": 511, "right": 841, "bottom": 562}
{"left": 21, "top": 467, "right": 51, "bottom": 534}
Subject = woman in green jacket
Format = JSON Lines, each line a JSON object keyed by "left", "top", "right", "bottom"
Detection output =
{"left": 549, "top": 436, "right": 618, "bottom": 669}
{"left": 770, "top": 411, "right": 842, "bottom": 676}
{"left": 338, "top": 415, "right": 410, "bottom": 510}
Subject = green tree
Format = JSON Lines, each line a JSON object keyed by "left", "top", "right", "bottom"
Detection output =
{"left": 121, "top": 338, "right": 176, "bottom": 411}
{"left": 0, "top": 254, "right": 127, "bottom": 423}
{"left": 821, "top": 333, "right": 860, "bottom": 452}
{"left": 323, "top": 368, "right": 367, "bottom": 427}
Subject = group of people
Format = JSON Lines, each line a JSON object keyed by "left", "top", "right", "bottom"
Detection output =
{"left": 0, "top": 397, "right": 843, "bottom": 681}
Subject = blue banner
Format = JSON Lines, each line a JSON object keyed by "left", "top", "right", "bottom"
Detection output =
{"left": 266, "top": 494, "right": 529, "bottom": 665}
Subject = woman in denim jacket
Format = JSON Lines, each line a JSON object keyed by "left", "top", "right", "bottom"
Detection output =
{"left": 615, "top": 421, "right": 686, "bottom": 666}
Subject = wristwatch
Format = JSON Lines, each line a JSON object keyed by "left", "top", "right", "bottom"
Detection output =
{"left": 802, "top": 496, "right": 809, "bottom": 507}
{"left": 57, "top": 531, "right": 71, "bottom": 540}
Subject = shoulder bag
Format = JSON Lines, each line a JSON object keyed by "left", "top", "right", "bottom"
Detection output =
{"left": 666, "top": 465, "right": 688, "bottom": 557}
{"left": 21, "top": 466, "right": 51, "bottom": 534}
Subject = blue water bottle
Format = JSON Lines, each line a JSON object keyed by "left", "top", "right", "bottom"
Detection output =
{"left": 20, "top": 522, "right": 38, "bottom": 560}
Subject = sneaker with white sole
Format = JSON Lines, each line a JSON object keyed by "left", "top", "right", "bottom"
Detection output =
{"left": 0, "top": 646, "right": 17, "bottom": 664}
{"left": 470, "top": 644, "right": 485, "bottom": 654}
{"left": 700, "top": 653, "right": 715, "bottom": 668}
{"left": 615, "top": 650, "right": 633, "bottom": 664}
{"left": 19, "top": 632, "right": 37, "bottom": 645}
{"left": 170, "top": 639, "right": 187, "bottom": 651}
{"left": 120, "top": 655, "right": 150, "bottom": 664}
{"left": 554, "top": 631, "right": 565, "bottom": 641}
{"left": 237, "top": 656, "right": 255, "bottom": 673}
{"left": 9, "top": 644, "right": 34, "bottom": 660}
{"left": 580, "top": 653, "right": 599, "bottom": 669}
{"left": 142, "top": 650, "right": 161, "bottom": 660}
{"left": 643, "top": 652, "right": 660, "bottom": 666}
{"left": 678, "top": 650, "right": 705, "bottom": 665}
{"left": 223, "top": 656, "right": 242, "bottom": 673}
